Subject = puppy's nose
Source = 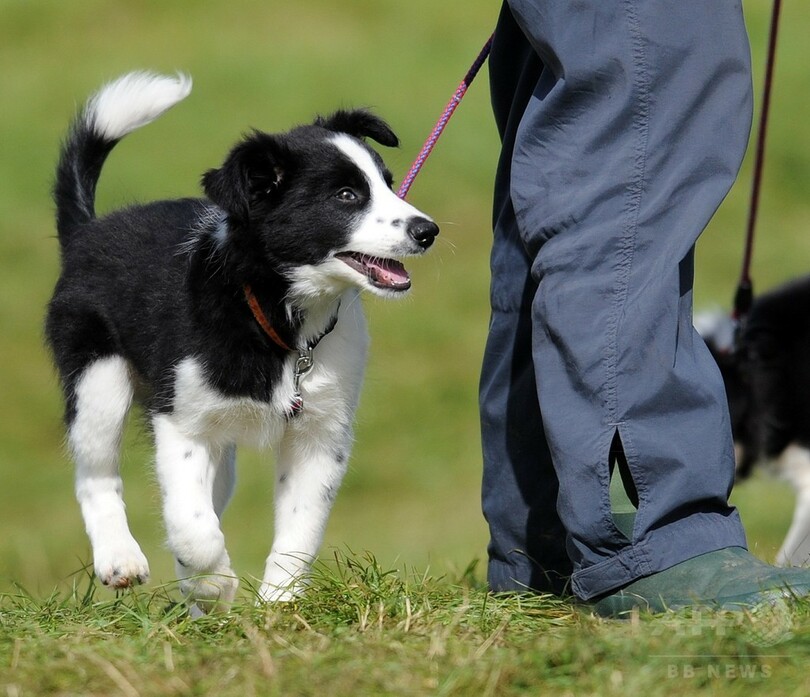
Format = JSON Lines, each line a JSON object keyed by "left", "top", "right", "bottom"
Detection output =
{"left": 407, "top": 218, "right": 439, "bottom": 249}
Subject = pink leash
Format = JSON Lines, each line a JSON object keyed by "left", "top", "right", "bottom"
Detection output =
{"left": 397, "top": 34, "right": 494, "bottom": 200}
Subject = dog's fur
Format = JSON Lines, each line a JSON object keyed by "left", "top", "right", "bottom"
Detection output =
{"left": 46, "top": 72, "right": 438, "bottom": 611}
{"left": 696, "top": 276, "right": 810, "bottom": 567}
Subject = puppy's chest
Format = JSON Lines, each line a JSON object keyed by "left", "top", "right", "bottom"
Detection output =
{"left": 171, "top": 352, "right": 344, "bottom": 448}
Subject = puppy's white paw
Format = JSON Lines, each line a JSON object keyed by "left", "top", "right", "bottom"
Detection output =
{"left": 257, "top": 579, "right": 304, "bottom": 604}
{"left": 258, "top": 553, "right": 310, "bottom": 603}
{"left": 178, "top": 565, "right": 238, "bottom": 614}
{"left": 94, "top": 540, "right": 150, "bottom": 589}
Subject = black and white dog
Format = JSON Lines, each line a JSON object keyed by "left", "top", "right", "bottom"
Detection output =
{"left": 46, "top": 72, "right": 438, "bottom": 612}
{"left": 696, "top": 276, "right": 810, "bottom": 568}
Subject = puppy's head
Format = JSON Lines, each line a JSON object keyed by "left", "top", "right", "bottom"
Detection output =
{"left": 202, "top": 110, "right": 438, "bottom": 300}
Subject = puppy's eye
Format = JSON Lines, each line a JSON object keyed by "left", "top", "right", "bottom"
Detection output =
{"left": 335, "top": 188, "right": 358, "bottom": 202}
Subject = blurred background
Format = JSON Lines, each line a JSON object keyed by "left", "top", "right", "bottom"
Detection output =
{"left": 0, "top": 0, "right": 808, "bottom": 594}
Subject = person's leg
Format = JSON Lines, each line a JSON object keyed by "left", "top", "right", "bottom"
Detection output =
{"left": 504, "top": 0, "right": 754, "bottom": 600}
{"left": 481, "top": 3, "right": 572, "bottom": 595}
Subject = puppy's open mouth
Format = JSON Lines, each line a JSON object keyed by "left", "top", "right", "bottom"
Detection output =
{"left": 336, "top": 252, "right": 411, "bottom": 292}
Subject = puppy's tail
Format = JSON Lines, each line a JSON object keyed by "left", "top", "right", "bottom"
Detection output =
{"left": 54, "top": 71, "right": 192, "bottom": 242}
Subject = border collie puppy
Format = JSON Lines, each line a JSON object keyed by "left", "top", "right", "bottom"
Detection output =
{"left": 46, "top": 72, "right": 438, "bottom": 612}
{"left": 696, "top": 275, "right": 810, "bottom": 568}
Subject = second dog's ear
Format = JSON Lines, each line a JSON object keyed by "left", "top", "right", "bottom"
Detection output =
{"left": 315, "top": 109, "right": 399, "bottom": 148}
{"left": 202, "top": 131, "right": 291, "bottom": 224}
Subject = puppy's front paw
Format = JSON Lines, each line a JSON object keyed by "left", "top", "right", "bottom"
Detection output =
{"left": 256, "top": 581, "right": 302, "bottom": 604}
{"left": 178, "top": 563, "right": 238, "bottom": 614}
{"left": 259, "top": 552, "right": 310, "bottom": 603}
{"left": 94, "top": 541, "right": 150, "bottom": 589}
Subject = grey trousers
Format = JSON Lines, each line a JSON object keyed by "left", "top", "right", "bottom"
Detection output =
{"left": 481, "top": 0, "right": 753, "bottom": 600}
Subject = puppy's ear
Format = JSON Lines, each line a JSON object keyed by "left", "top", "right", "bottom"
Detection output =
{"left": 202, "top": 131, "right": 290, "bottom": 223}
{"left": 315, "top": 109, "right": 399, "bottom": 148}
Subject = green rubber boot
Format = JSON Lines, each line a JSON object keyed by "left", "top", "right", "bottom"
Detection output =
{"left": 592, "top": 547, "right": 810, "bottom": 617}
{"left": 601, "top": 456, "right": 810, "bottom": 617}
{"left": 609, "top": 462, "right": 636, "bottom": 540}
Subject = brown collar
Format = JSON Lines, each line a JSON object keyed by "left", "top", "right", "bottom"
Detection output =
{"left": 243, "top": 284, "right": 340, "bottom": 353}
{"left": 243, "top": 284, "right": 293, "bottom": 351}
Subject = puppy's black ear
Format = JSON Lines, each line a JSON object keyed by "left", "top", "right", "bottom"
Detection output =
{"left": 315, "top": 109, "right": 399, "bottom": 148}
{"left": 202, "top": 131, "right": 291, "bottom": 223}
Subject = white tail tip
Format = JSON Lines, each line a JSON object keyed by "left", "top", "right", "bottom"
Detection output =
{"left": 86, "top": 71, "right": 192, "bottom": 141}
{"left": 694, "top": 308, "right": 735, "bottom": 352}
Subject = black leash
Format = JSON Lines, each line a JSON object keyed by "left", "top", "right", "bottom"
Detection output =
{"left": 734, "top": 0, "right": 783, "bottom": 323}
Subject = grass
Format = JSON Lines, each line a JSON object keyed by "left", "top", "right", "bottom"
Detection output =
{"left": 3, "top": 551, "right": 810, "bottom": 697}
{"left": 2, "top": 0, "right": 810, "bottom": 694}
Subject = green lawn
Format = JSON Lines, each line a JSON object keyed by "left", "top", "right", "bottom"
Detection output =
{"left": 4, "top": 552, "right": 810, "bottom": 697}
{"left": 1, "top": 1, "right": 810, "bottom": 694}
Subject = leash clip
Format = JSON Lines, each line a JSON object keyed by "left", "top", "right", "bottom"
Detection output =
{"left": 289, "top": 348, "right": 315, "bottom": 418}
{"left": 294, "top": 348, "right": 314, "bottom": 390}
{"left": 285, "top": 305, "right": 340, "bottom": 419}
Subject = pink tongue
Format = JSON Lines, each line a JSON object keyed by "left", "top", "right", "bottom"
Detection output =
{"left": 367, "top": 258, "right": 410, "bottom": 287}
